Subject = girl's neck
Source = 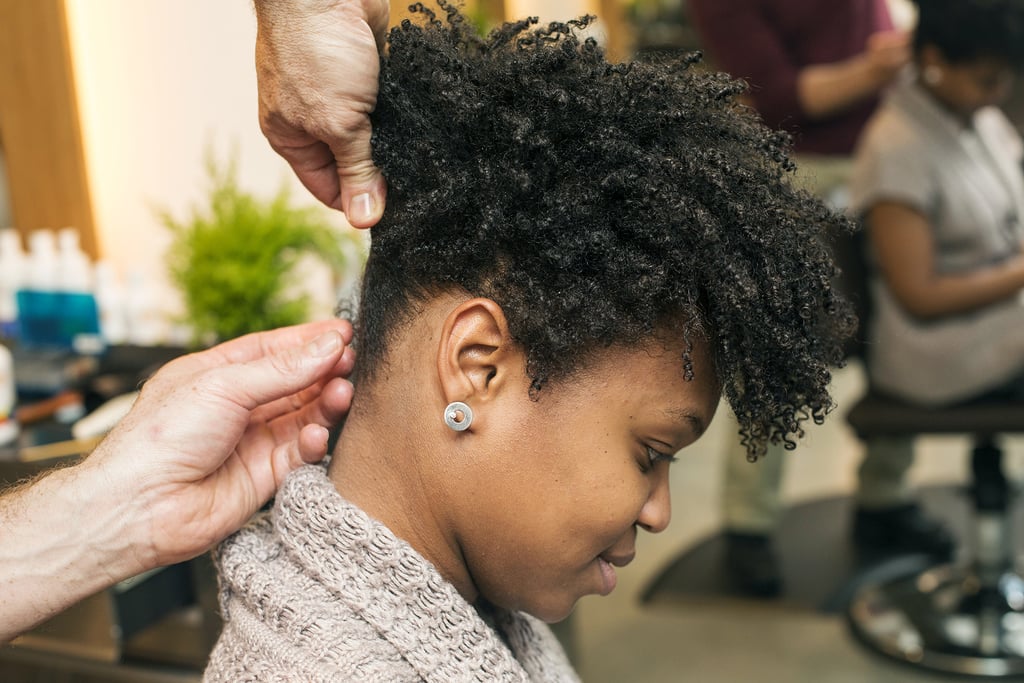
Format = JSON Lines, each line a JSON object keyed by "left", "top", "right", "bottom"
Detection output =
{"left": 328, "top": 396, "right": 480, "bottom": 604}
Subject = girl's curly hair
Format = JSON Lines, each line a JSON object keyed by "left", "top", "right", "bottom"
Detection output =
{"left": 354, "top": 2, "right": 856, "bottom": 460}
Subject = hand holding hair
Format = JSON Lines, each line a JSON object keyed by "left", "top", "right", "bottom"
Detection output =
{"left": 864, "top": 29, "right": 912, "bottom": 87}
{"left": 254, "top": 0, "right": 389, "bottom": 227}
{"left": 0, "top": 319, "right": 355, "bottom": 642}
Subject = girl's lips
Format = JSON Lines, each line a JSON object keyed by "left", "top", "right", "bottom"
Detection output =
{"left": 601, "top": 550, "right": 636, "bottom": 568}
{"left": 597, "top": 557, "right": 618, "bottom": 596}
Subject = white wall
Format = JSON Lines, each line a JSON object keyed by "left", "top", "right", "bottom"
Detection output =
{"left": 65, "top": 0, "right": 350, "bottom": 336}
{"left": 62, "top": 0, "right": 610, "bottom": 339}
{"left": 65, "top": 0, "right": 603, "bottom": 278}
{"left": 505, "top": 0, "right": 600, "bottom": 22}
{"left": 504, "top": 0, "right": 607, "bottom": 46}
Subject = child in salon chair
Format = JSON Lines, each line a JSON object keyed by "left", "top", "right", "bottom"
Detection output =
{"left": 203, "top": 4, "right": 853, "bottom": 680}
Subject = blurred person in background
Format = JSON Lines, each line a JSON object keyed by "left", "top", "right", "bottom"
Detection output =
{"left": 687, "top": 0, "right": 956, "bottom": 598}
{"left": 850, "top": 0, "right": 1024, "bottom": 480}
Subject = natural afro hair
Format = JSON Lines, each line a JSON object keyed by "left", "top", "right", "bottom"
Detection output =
{"left": 354, "top": 2, "right": 856, "bottom": 459}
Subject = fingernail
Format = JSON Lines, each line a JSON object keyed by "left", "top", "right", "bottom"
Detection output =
{"left": 308, "top": 331, "right": 341, "bottom": 358}
{"left": 349, "top": 192, "right": 375, "bottom": 225}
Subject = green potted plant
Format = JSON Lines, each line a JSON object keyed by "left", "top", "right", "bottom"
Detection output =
{"left": 161, "top": 153, "right": 363, "bottom": 344}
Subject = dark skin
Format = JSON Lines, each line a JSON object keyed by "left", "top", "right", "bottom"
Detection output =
{"left": 331, "top": 295, "right": 719, "bottom": 623}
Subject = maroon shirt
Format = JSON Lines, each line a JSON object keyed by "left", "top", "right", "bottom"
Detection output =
{"left": 688, "top": 0, "right": 893, "bottom": 154}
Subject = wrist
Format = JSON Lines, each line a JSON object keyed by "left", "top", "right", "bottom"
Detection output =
{"left": 863, "top": 54, "right": 902, "bottom": 93}
{"left": 845, "top": 54, "right": 881, "bottom": 95}
{"left": 255, "top": 0, "right": 362, "bottom": 29}
{"left": 0, "top": 457, "right": 149, "bottom": 640}
{"left": 254, "top": 0, "right": 365, "bottom": 85}
{"left": 71, "top": 447, "right": 156, "bottom": 581}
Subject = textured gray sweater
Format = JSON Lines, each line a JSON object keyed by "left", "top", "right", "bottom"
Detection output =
{"left": 203, "top": 464, "right": 580, "bottom": 682}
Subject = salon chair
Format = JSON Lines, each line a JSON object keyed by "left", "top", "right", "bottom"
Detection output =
{"left": 833, "top": 229, "right": 1024, "bottom": 677}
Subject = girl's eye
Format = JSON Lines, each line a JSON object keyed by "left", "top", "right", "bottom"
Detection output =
{"left": 645, "top": 445, "right": 678, "bottom": 470}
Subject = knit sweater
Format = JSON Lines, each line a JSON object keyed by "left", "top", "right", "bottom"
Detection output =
{"left": 203, "top": 464, "right": 580, "bottom": 682}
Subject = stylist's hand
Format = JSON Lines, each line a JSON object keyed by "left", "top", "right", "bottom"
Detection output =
{"left": 864, "top": 29, "right": 911, "bottom": 86}
{"left": 87, "top": 319, "right": 355, "bottom": 571}
{"left": 254, "top": 0, "right": 389, "bottom": 228}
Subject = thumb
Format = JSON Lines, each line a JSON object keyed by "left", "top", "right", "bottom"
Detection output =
{"left": 214, "top": 331, "right": 346, "bottom": 411}
{"left": 332, "top": 120, "right": 388, "bottom": 229}
{"left": 341, "top": 166, "right": 387, "bottom": 229}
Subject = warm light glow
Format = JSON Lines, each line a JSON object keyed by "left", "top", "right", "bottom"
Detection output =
{"left": 504, "top": 0, "right": 601, "bottom": 23}
{"left": 62, "top": 1, "right": 347, "bottom": 335}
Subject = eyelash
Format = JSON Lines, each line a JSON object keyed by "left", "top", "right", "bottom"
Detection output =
{"left": 642, "top": 445, "right": 678, "bottom": 473}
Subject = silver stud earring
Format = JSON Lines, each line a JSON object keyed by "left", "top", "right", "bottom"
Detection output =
{"left": 444, "top": 401, "right": 473, "bottom": 431}
{"left": 923, "top": 65, "right": 943, "bottom": 85}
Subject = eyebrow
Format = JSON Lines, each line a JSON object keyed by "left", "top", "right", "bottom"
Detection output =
{"left": 663, "top": 408, "right": 706, "bottom": 439}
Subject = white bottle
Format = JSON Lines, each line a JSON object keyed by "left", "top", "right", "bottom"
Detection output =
{"left": 26, "top": 229, "right": 59, "bottom": 291}
{"left": 0, "top": 228, "right": 25, "bottom": 338}
{"left": 17, "top": 230, "right": 61, "bottom": 347}
{"left": 123, "top": 270, "right": 164, "bottom": 345}
{"left": 57, "top": 227, "right": 93, "bottom": 294}
{"left": 94, "top": 260, "right": 128, "bottom": 345}
{"left": 0, "top": 342, "right": 18, "bottom": 445}
{"left": 56, "top": 227, "right": 105, "bottom": 354}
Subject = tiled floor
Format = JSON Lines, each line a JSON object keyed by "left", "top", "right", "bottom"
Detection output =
{"left": 572, "top": 361, "right": 1024, "bottom": 682}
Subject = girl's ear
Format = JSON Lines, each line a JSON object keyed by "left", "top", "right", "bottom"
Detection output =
{"left": 436, "top": 298, "right": 520, "bottom": 415}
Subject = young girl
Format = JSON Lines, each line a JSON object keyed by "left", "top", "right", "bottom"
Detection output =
{"left": 204, "top": 4, "right": 852, "bottom": 680}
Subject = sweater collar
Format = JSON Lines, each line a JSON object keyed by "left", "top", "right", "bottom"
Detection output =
{"left": 273, "top": 465, "right": 561, "bottom": 682}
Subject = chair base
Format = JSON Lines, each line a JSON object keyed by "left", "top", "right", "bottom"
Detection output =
{"left": 848, "top": 563, "right": 1024, "bottom": 677}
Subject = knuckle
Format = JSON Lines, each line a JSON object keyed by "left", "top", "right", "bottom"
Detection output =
{"left": 268, "top": 347, "right": 305, "bottom": 377}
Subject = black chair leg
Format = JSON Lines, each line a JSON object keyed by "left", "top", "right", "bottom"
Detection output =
{"left": 965, "top": 438, "right": 1024, "bottom": 659}
{"left": 973, "top": 439, "right": 1011, "bottom": 579}
{"left": 846, "top": 438, "right": 1024, "bottom": 676}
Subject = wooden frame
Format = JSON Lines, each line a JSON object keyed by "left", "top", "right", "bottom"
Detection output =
{"left": 0, "top": 0, "right": 97, "bottom": 258}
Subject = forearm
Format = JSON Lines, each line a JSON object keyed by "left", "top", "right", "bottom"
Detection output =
{"left": 796, "top": 56, "right": 887, "bottom": 121}
{"left": 0, "top": 460, "right": 147, "bottom": 642}
{"left": 891, "top": 254, "right": 1024, "bottom": 319}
